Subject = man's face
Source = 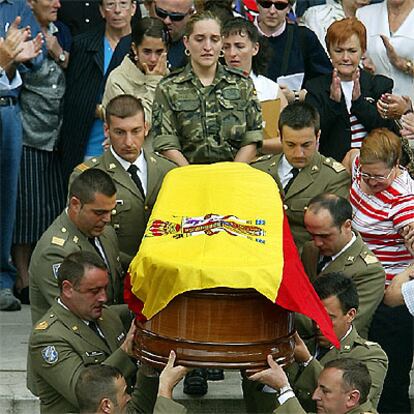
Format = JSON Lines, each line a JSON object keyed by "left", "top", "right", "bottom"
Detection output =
{"left": 70, "top": 192, "right": 116, "bottom": 237}
{"left": 154, "top": 0, "right": 193, "bottom": 42}
{"left": 112, "top": 375, "right": 131, "bottom": 413}
{"left": 105, "top": 112, "right": 148, "bottom": 164}
{"left": 63, "top": 267, "right": 109, "bottom": 320}
{"left": 312, "top": 367, "right": 356, "bottom": 413}
{"left": 317, "top": 295, "right": 355, "bottom": 348}
{"left": 100, "top": 0, "right": 136, "bottom": 32}
{"left": 281, "top": 126, "right": 319, "bottom": 169}
{"left": 257, "top": 0, "right": 290, "bottom": 35}
{"left": 30, "top": 0, "right": 60, "bottom": 27}
{"left": 304, "top": 209, "right": 352, "bottom": 257}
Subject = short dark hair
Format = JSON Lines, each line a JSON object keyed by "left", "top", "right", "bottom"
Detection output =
{"left": 57, "top": 251, "right": 107, "bottom": 291}
{"left": 314, "top": 272, "right": 359, "bottom": 313}
{"left": 222, "top": 17, "right": 270, "bottom": 75}
{"left": 75, "top": 365, "right": 123, "bottom": 413}
{"left": 307, "top": 193, "right": 352, "bottom": 228}
{"left": 279, "top": 102, "right": 320, "bottom": 136}
{"left": 131, "top": 16, "right": 170, "bottom": 49}
{"left": 105, "top": 94, "right": 145, "bottom": 124}
{"left": 69, "top": 169, "right": 116, "bottom": 205}
{"left": 324, "top": 358, "right": 371, "bottom": 404}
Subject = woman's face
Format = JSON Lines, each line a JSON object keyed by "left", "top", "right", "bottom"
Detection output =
{"left": 184, "top": 19, "right": 223, "bottom": 70}
{"left": 329, "top": 33, "right": 363, "bottom": 81}
{"left": 223, "top": 32, "right": 259, "bottom": 73}
{"left": 132, "top": 35, "right": 167, "bottom": 72}
{"left": 359, "top": 160, "right": 396, "bottom": 193}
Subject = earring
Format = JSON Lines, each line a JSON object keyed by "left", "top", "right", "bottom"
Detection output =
{"left": 219, "top": 50, "right": 225, "bottom": 58}
{"left": 184, "top": 49, "right": 191, "bottom": 56}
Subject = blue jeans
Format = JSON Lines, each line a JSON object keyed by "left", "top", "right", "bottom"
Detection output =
{"left": 0, "top": 104, "right": 22, "bottom": 289}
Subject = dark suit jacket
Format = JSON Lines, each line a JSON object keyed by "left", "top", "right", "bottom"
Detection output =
{"left": 305, "top": 70, "right": 394, "bottom": 162}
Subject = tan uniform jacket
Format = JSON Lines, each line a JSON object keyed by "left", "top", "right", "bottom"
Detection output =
{"left": 300, "top": 233, "right": 385, "bottom": 338}
{"left": 28, "top": 303, "right": 137, "bottom": 414}
{"left": 274, "top": 396, "right": 377, "bottom": 413}
{"left": 287, "top": 327, "right": 388, "bottom": 411}
{"left": 251, "top": 152, "right": 350, "bottom": 251}
{"left": 29, "top": 212, "right": 124, "bottom": 325}
{"left": 70, "top": 149, "right": 176, "bottom": 267}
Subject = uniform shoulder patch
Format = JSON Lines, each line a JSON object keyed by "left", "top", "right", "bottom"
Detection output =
{"left": 323, "top": 157, "right": 346, "bottom": 173}
{"left": 41, "top": 345, "right": 59, "bottom": 364}
{"left": 35, "top": 321, "right": 49, "bottom": 330}
{"left": 51, "top": 236, "right": 66, "bottom": 247}
{"left": 75, "top": 162, "right": 90, "bottom": 173}
{"left": 362, "top": 252, "right": 379, "bottom": 265}
{"left": 250, "top": 154, "right": 274, "bottom": 164}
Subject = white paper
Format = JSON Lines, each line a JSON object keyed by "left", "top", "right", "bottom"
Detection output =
{"left": 277, "top": 73, "right": 305, "bottom": 91}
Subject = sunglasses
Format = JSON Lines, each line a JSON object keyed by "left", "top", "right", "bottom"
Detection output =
{"left": 257, "top": 0, "right": 290, "bottom": 10}
{"left": 155, "top": 5, "right": 190, "bottom": 22}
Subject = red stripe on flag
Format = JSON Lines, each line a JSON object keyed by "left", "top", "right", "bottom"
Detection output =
{"left": 275, "top": 215, "right": 340, "bottom": 348}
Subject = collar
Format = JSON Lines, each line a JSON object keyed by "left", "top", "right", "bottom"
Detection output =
{"left": 58, "top": 298, "right": 93, "bottom": 326}
{"left": 110, "top": 146, "right": 146, "bottom": 172}
{"left": 331, "top": 232, "right": 357, "bottom": 261}
{"left": 254, "top": 16, "right": 287, "bottom": 37}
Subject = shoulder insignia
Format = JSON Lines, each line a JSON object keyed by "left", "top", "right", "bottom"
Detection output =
{"left": 311, "top": 165, "right": 319, "bottom": 172}
{"left": 150, "top": 156, "right": 157, "bottom": 163}
{"left": 73, "top": 236, "right": 79, "bottom": 244}
{"left": 41, "top": 345, "right": 59, "bottom": 364}
{"left": 51, "top": 236, "right": 65, "bottom": 247}
{"left": 346, "top": 256, "right": 355, "bottom": 262}
{"left": 72, "top": 325, "right": 78, "bottom": 331}
{"left": 76, "top": 163, "right": 90, "bottom": 173}
{"left": 343, "top": 345, "right": 351, "bottom": 351}
{"left": 364, "top": 340, "right": 379, "bottom": 347}
{"left": 35, "top": 321, "right": 49, "bottom": 330}
{"left": 324, "top": 157, "right": 346, "bottom": 173}
{"left": 91, "top": 158, "right": 97, "bottom": 163}
{"left": 109, "top": 163, "right": 116, "bottom": 169}
{"left": 52, "top": 263, "right": 62, "bottom": 279}
{"left": 362, "top": 253, "right": 379, "bottom": 265}
{"left": 251, "top": 154, "right": 273, "bottom": 164}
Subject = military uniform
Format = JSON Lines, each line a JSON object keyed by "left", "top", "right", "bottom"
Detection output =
{"left": 151, "top": 63, "right": 263, "bottom": 164}
{"left": 29, "top": 212, "right": 124, "bottom": 325}
{"left": 300, "top": 233, "right": 385, "bottom": 338}
{"left": 242, "top": 327, "right": 387, "bottom": 413}
{"left": 69, "top": 149, "right": 176, "bottom": 266}
{"left": 251, "top": 152, "right": 350, "bottom": 251}
{"left": 28, "top": 302, "right": 137, "bottom": 414}
{"left": 274, "top": 396, "right": 377, "bottom": 413}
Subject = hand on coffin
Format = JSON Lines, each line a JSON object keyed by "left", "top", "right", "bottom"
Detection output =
{"left": 248, "top": 354, "right": 290, "bottom": 391}
{"left": 158, "top": 351, "right": 189, "bottom": 399}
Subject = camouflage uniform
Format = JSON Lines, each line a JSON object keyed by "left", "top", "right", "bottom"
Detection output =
{"left": 151, "top": 63, "right": 263, "bottom": 164}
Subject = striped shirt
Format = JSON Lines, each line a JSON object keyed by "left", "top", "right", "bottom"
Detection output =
{"left": 350, "top": 115, "right": 367, "bottom": 148}
{"left": 350, "top": 156, "right": 414, "bottom": 283}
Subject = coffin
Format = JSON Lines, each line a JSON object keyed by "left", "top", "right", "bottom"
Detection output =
{"left": 133, "top": 288, "right": 295, "bottom": 370}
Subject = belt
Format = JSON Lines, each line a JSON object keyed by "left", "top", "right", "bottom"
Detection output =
{"left": 0, "top": 96, "right": 17, "bottom": 106}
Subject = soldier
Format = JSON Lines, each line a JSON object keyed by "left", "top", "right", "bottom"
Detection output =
{"left": 249, "top": 357, "right": 377, "bottom": 414}
{"left": 70, "top": 95, "right": 176, "bottom": 266}
{"left": 151, "top": 11, "right": 263, "bottom": 165}
{"left": 251, "top": 102, "right": 350, "bottom": 251}
{"left": 243, "top": 273, "right": 387, "bottom": 413}
{"left": 301, "top": 193, "right": 385, "bottom": 338}
{"left": 27, "top": 252, "right": 137, "bottom": 414}
{"left": 29, "top": 169, "right": 124, "bottom": 325}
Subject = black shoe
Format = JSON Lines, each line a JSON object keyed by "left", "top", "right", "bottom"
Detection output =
{"left": 206, "top": 368, "right": 224, "bottom": 381}
{"left": 183, "top": 369, "right": 208, "bottom": 396}
{"left": 14, "top": 286, "right": 30, "bottom": 305}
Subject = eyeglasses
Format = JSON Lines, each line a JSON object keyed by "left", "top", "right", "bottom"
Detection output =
{"left": 359, "top": 167, "right": 394, "bottom": 182}
{"left": 257, "top": 0, "right": 290, "bottom": 10}
{"left": 155, "top": 5, "right": 190, "bottom": 22}
{"left": 103, "top": 0, "right": 131, "bottom": 11}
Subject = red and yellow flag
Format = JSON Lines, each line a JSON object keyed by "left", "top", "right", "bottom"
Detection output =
{"left": 127, "top": 163, "right": 339, "bottom": 348}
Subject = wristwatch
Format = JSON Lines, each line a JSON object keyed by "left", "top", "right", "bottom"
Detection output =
{"left": 405, "top": 60, "right": 413, "bottom": 75}
{"left": 294, "top": 90, "right": 300, "bottom": 102}
{"left": 58, "top": 52, "right": 66, "bottom": 63}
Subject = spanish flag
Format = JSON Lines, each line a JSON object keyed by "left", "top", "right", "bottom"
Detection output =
{"left": 127, "top": 163, "right": 339, "bottom": 348}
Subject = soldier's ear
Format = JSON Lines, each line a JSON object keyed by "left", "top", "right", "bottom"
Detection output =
{"left": 100, "top": 397, "right": 112, "bottom": 413}
{"left": 144, "top": 121, "right": 149, "bottom": 137}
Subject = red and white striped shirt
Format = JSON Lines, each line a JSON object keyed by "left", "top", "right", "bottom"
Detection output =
{"left": 351, "top": 156, "right": 414, "bottom": 283}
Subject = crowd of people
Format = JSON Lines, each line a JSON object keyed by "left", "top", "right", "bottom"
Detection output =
{"left": 1, "top": 0, "right": 414, "bottom": 413}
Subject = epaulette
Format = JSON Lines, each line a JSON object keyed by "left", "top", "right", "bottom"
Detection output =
{"left": 50, "top": 226, "right": 71, "bottom": 247}
{"left": 152, "top": 151, "right": 178, "bottom": 166}
{"left": 75, "top": 157, "right": 100, "bottom": 172}
{"left": 224, "top": 65, "right": 249, "bottom": 78}
{"left": 361, "top": 250, "right": 379, "bottom": 265}
{"left": 34, "top": 312, "right": 58, "bottom": 331}
{"left": 250, "top": 154, "right": 274, "bottom": 164}
{"left": 323, "top": 157, "right": 346, "bottom": 173}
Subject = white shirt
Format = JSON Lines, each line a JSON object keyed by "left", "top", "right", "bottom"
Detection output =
{"left": 357, "top": 2, "right": 414, "bottom": 101}
{"left": 278, "top": 155, "right": 301, "bottom": 188}
{"left": 0, "top": 70, "right": 22, "bottom": 91}
{"left": 111, "top": 146, "right": 148, "bottom": 196}
{"left": 402, "top": 280, "right": 414, "bottom": 316}
{"left": 250, "top": 72, "right": 280, "bottom": 101}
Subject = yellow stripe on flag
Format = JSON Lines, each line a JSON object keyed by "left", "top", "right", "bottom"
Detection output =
{"left": 129, "top": 162, "right": 284, "bottom": 319}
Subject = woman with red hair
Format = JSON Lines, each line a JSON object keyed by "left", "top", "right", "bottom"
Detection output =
{"left": 304, "top": 18, "right": 394, "bottom": 162}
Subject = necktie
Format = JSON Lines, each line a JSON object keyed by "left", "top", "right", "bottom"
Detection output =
{"left": 88, "top": 237, "right": 107, "bottom": 265}
{"left": 317, "top": 255, "right": 332, "bottom": 274}
{"left": 127, "top": 164, "right": 145, "bottom": 197}
{"left": 316, "top": 345, "right": 330, "bottom": 361}
{"left": 89, "top": 321, "right": 109, "bottom": 348}
{"left": 284, "top": 167, "right": 299, "bottom": 193}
